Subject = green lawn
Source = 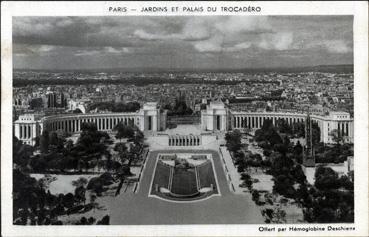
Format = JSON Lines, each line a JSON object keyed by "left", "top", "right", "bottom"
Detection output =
{"left": 151, "top": 161, "right": 171, "bottom": 190}
{"left": 197, "top": 161, "right": 218, "bottom": 194}
{"left": 171, "top": 168, "right": 198, "bottom": 196}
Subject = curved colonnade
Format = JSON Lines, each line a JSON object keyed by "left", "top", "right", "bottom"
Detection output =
{"left": 14, "top": 102, "right": 354, "bottom": 145}
{"left": 42, "top": 113, "right": 139, "bottom": 134}
{"left": 229, "top": 111, "right": 353, "bottom": 144}
{"left": 202, "top": 102, "right": 354, "bottom": 144}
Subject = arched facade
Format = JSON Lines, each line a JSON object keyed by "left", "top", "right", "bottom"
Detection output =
{"left": 14, "top": 102, "right": 165, "bottom": 145}
{"left": 201, "top": 102, "right": 354, "bottom": 144}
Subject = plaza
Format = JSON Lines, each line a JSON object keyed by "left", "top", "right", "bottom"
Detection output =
{"left": 106, "top": 150, "right": 264, "bottom": 224}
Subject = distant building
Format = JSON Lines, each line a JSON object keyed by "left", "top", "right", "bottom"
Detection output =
{"left": 47, "top": 92, "right": 67, "bottom": 108}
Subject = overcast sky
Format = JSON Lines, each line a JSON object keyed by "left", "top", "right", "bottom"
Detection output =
{"left": 13, "top": 16, "right": 353, "bottom": 70}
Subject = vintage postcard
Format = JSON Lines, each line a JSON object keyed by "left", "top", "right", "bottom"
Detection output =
{"left": 1, "top": 1, "right": 368, "bottom": 236}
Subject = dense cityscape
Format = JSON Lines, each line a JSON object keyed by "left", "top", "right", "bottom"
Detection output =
{"left": 13, "top": 67, "right": 353, "bottom": 119}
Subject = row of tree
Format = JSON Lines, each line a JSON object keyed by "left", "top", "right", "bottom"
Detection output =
{"left": 19, "top": 121, "right": 145, "bottom": 174}
{"left": 89, "top": 101, "right": 140, "bottom": 113}
{"left": 249, "top": 120, "right": 354, "bottom": 223}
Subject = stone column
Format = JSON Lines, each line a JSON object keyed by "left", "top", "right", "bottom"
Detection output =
{"left": 153, "top": 115, "right": 157, "bottom": 131}
{"left": 222, "top": 115, "right": 227, "bottom": 131}
{"left": 21, "top": 125, "right": 24, "bottom": 138}
{"left": 22, "top": 125, "right": 26, "bottom": 139}
{"left": 14, "top": 123, "right": 20, "bottom": 139}
{"left": 30, "top": 124, "right": 33, "bottom": 142}
{"left": 33, "top": 123, "right": 37, "bottom": 139}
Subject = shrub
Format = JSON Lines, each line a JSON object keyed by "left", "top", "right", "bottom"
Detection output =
{"left": 263, "top": 149, "right": 272, "bottom": 157}
{"left": 99, "top": 172, "right": 115, "bottom": 185}
{"left": 252, "top": 190, "right": 260, "bottom": 203}
{"left": 97, "top": 215, "right": 110, "bottom": 225}
{"left": 87, "top": 177, "right": 104, "bottom": 194}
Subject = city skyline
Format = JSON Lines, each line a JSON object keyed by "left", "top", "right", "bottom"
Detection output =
{"left": 13, "top": 16, "right": 353, "bottom": 70}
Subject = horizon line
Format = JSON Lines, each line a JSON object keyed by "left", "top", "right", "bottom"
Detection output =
{"left": 13, "top": 64, "right": 353, "bottom": 72}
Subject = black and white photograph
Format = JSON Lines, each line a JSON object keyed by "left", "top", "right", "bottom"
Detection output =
{"left": 1, "top": 1, "right": 368, "bottom": 236}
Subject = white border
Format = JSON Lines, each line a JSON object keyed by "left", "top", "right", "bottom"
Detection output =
{"left": 1, "top": 1, "right": 368, "bottom": 236}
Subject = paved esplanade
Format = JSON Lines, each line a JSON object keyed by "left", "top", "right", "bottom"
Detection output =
{"left": 107, "top": 150, "right": 264, "bottom": 224}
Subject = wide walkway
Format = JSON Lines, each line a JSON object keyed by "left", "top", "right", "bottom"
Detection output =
{"left": 105, "top": 149, "right": 264, "bottom": 224}
{"left": 219, "top": 147, "right": 249, "bottom": 194}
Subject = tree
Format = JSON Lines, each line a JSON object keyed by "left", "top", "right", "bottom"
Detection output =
{"left": 74, "top": 122, "right": 111, "bottom": 169}
{"left": 276, "top": 119, "right": 292, "bottom": 134}
{"left": 114, "top": 123, "right": 134, "bottom": 141}
{"left": 273, "top": 207, "right": 287, "bottom": 223}
{"left": 89, "top": 193, "right": 97, "bottom": 212}
{"left": 270, "top": 152, "right": 294, "bottom": 176}
{"left": 65, "top": 140, "right": 74, "bottom": 153}
{"left": 72, "top": 177, "right": 88, "bottom": 188}
{"left": 291, "top": 165, "right": 306, "bottom": 184}
{"left": 133, "top": 128, "right": 144, "bottom": 144}
{"left": 252, "top": 190, "right": 260, "bottom": 204}
{"left": 29, "top": 156, "right": 47, "bottom": 172}
{"left": 314, "top": 167, "right": 340, "bottom": 190}
{"left": 312, "top": 123, "right": 321, "bottom": 145}
{"left": 262, "top": 207, "right": 286, "bottom": 223}
{"left": 63, "top": 193, "right": 75, "bottom": 208}
{"left": 330, "top": 129, "right": 344, "bottom": 145}
{"left": 254, "top": 119, "right": 283, "bottom": 146}
{"left": 13, "top": 169, "right": 62, "bottom": 225}
{"left": 293, "top": 141, "right": 303, "bottom": 156}
{"left": 73, "top": 108, "right": 82, "bottom": 114}
{"left": 225, "top": 130, "right": 242, "bottom": 152}
{"left": 97, "top": 215, "right": 110, "bottom": 225}
{"left": 128, "top": 142, "right": 142, "bottom": 166}
{"left": 13, "top": 136, "right": 34, "bottom": 169}
{"left": 49, "top": 132, "right": 59, "bottom": 146}
{"left": 273, "top": 143, "right": 288, "bottom": 156}
{"left": 296, "top": 183, "right": 311, "bottom": 205}
{"left": 338, "top": 175, "right": 353, "bottom": 190}
{"left": 40, "top": 130, "right": 49, "bottom": 153}
{"left": 29, "top": 98, "right": 44, "bottom": 109}
{"left": 74, "top": 186, "right": 86, "bottom": 205}
{"left": 115, "top": 143, "right": 129, "bottom": 166}
{"left": 293, "top": 122, "right": 305, "bottom": 138}
{"left": 273, "top": 174, "right": 296, "bottom": 198}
